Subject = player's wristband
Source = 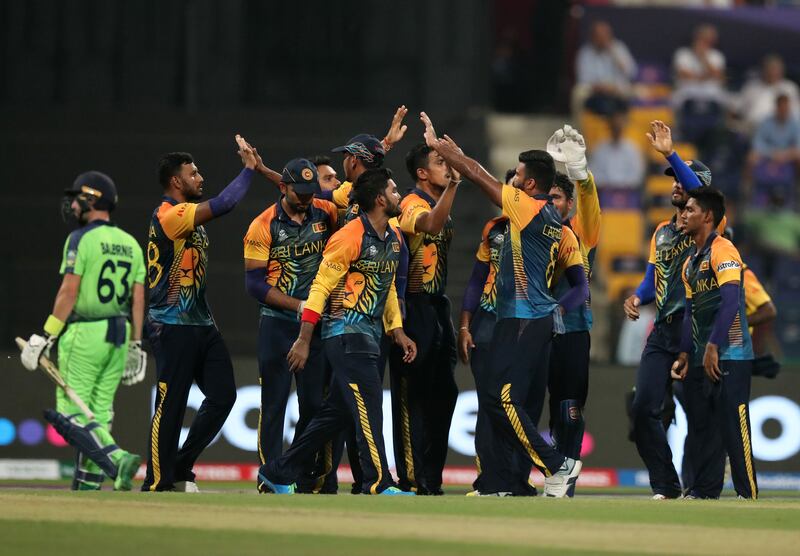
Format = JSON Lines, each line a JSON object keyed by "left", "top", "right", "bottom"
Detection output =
{"left": 43, "top": 315, "right": 65, "bottom": 338}
{"left": 301, "top": 308, "right": 321, "bottom": 326}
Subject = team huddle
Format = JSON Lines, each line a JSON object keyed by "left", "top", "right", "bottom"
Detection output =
{"left": 20, "top": 107, "right": 758, "bottom": 499}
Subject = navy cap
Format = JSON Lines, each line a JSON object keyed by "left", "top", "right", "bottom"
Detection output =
{"left": 664, "top": 159, "right": 712, "bottom": 188}
{"left": 281, "top": 158, "right": 321, "bottom": 195}
{"left": 331, "top": 134, "right": 385, "bottom": 168}
{"left": 66, "top": 171, "right": 118, "bottom": 210}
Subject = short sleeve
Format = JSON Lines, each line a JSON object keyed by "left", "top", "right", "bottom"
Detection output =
{"left": 243, "top": 213, "right": 272, "bottom": 262}
{"left": 557, "top": 226, "right": 583, "bottom": 270}
{"left": 648, "top": 222, "right": 667, "bottom": 265}
{"left": 158, "top": 202, "right": 197, "bottom": 240}
{"left": 399, "top": 196, "right": 431, "bottom": 235}
{"left": 710, "top": 238, "right": 743, "bottom": 286}
{"left": 133, "top": 243, "right": 146, "bottom": 284}
{"left": 501, "top": 184, "right": 544, "bottom": 230}
{"left": 59, "top": 231, "right": 85, "bottom": 275}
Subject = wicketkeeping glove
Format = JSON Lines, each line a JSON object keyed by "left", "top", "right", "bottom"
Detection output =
{"left": 546, "top": 125, "right": 588, "bottom": 181}
{"left": 122, "top": 340, "right": 146, "bottom": 386}
{"left": 20, "top": 333, "right": 55, "bottom": 371}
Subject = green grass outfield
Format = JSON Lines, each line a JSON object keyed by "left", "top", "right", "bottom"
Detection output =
{"left": 1, "top": 483, "right": 799, "bottom": 555}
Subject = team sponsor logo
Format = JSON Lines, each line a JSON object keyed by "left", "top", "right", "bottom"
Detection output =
{"left": 312, "top": 222, "right": 327, "bottom": 234}
{"left": 542, "top": 224, "right": 562, "bottom": 240}
{"left": 301, "top": 168, "right": 314, "bottom": 181}
{"left": 700, "top": 261, "right": 709, "bottom": 272}
{"left": 392, "top": 241, "right": 400, "bottom": 253}
{"left": 717, "top": 260, "right": 741, "bottom": 272}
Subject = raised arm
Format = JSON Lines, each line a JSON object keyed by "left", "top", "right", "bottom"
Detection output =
{"left": 646, "top": 120, "right": 702, "bottom": 191}
{"left": 421, "top": 112, "right": 503, "bottom": 207}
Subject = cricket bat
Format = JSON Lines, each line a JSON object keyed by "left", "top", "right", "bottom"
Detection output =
{"left": 15, "top": 336, "right": 95, "bottom": 420}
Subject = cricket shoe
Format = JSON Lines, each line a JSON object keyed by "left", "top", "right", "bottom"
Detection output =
{"left": 465, "top": 490, "right": 513, "bottom": 497}
{"left": 543, "top": 458, "right": 582, "bottom": 498}
{"left": 379, "top": 486, "right": 416, "bottom": 496}
{"left": 175, "top": 481, "right": 200, "bottom": 493}
{"left": 257, "top": 472, "right": 295, "bottom": 495}
{"left": 113, "top": 452, "right": 141, "bottom": 491}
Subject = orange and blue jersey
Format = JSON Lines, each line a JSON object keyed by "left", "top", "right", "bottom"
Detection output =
{"left": 399, "top": 188, "right": 454, "bottom": 296}
{"left": 552, "top": 173, "right": 600, "bottom": 332}
{"left": 243, "top": 198, "right": 338, "bottom": 321}
{"left": 682, "top": 234, "right": 753, "bottom": 367}
{"left": 649, "top": 215, "right": 727, "bottom": 324}
{"left": 475, "top": 216, "right": 508, "bottom": 314}
{"left": 496, "top": 185, "right": 562, "bottom": 321}
{"left": 305, "top": 213, "right": 403, "bottom": 343}
{"left": 147, "top": 197, "right": 213, "bottom": 326}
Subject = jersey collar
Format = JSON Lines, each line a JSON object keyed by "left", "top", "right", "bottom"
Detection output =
{"left": 276, "top": 196, "right": 312, "bottom": 223}
{"left": 360, "top": 213, "right": 395, "bottom": 242}
{"left": 411, "top": 187, "right": 438, "bottom": 207}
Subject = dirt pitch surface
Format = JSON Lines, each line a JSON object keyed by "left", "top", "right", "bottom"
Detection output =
{"left": 1, "top": 487, "right": 798, "bottom": 555}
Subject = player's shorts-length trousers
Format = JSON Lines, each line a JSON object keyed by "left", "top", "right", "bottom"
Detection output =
{"left": 389, "top": 293, "right": 458, "bottom": 493}
{"left": 257, "top": 314, "right": 327, "bottom": 492}
{"left": 479, "top": 316, "right": 565, "bottom": 494}
{"left": 631, "top": 316, "right": 683, "bottom": 497}
{"left": 683, "top": 360, "right": 758, "bottom": 499}
{"left": 265, "top": 333, "right": 393, "bottom": 494}
{"left": 142, "top": 322, "right": 236, "bottom": 491}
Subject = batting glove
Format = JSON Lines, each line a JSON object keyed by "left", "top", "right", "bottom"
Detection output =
{"left": 21, "top": 333, "right": 55, "bottom": 371}
{"left": 122, "top": 340, "right": 146, "bottom": 386}
{"left": 546, "top": 125, "right": 588, "bottom": 181}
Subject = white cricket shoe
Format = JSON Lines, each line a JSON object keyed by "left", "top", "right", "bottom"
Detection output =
{"left": 652, "top": 493, "right": 668, "bottom": 500}
{"left": 175, "top": 481, "right": 200, "bottom": 493}
{"left": 543, "top": 458, "right": 582, "bottom": 498}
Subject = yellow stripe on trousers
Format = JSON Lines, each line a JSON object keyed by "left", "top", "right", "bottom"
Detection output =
{"left": 500, "top": 383, "right": 549, "bottom": 477}
{"left": 399, "top": 377, "right": 416, "bottom": 487}
{"left": 149, "top": 381, "right": 168, "bottom": 491}
{"left": 349, "top": 383, "right": 383, "bottom": 494}
{"left": 738, "top": 404, "right": 758, "bottom": 500}
{"left": 257, "top": 377, "right": 265, "bottom": 465}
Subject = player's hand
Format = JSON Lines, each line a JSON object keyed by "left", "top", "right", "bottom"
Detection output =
{"left": 236, "top": 134, "right": 257, "bottom": 170}
{"left": 383, "top": 105, "right": 409, "bottom": 150}
{"left": 20, "top": 333, "right": 54, "bottom": 371}
{"left": 392, "top": 329, "right": 417, "bottom": 363}
{"left": 122, "top": 340, "right": 147, "bottom": 386}
{"left": 646, "top": 120, "right": 674, "bottom": 157}
{"left": 421, "top": 111, "right": 438, "bottom": 147}
{"left": 671, "top": 352, "right": 689, "bottom": 381}
{"left": 252, "top": 147, "right": 267, "bottom": 174}
{"left": 458, "top": 327, "right": 475, "bottom": 364}
{"left": 703, "top": 343, "right": 722, "bottom": 382}
{"left": 623, "top": 294, "right": 641, "bottom": 321}
{"left": 546, "top": 125, "right": 588, "bottom": 180}
{"left": 287, "top": 337, "right": 310, "bottom": 372}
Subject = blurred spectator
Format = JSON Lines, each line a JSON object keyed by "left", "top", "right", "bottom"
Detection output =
{"left": 747, "top": 94, "right": 800, "bottom": 207}
{"left": 672, "top": 25, "right": 726, "bottom": 108}
{"left": 492, "top": 28, "right": 530, "bottom": 113}
{"left": 573, "top": 21, "right": 637, "bottom": 116}
{"left": 737, "top": 54, "right": 800, "bottom": 134}
{"left": 673, "top": 25, "right": 726, "bottom": 148}
{"left": 589, "top": 112, "right": 645, "bottom": 190}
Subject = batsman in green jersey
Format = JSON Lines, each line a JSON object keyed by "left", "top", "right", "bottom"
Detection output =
{"left": 21, "top": 171, "right": 147, "bottom": 491}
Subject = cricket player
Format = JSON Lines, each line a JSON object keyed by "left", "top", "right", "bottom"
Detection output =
{"left": 389, "top": 140, "right": 460, "bottom": 495}
{"left": 244, "top": 159, "right": 338, "bottom": 493}
{"left": 424, "top": 116, "right": 585, "bottom": 497}
{"left": 545, "top": 124, "right": 601, "bottom": 496}
{"left": 21, "top": 171, "right": 146, "bottom": 491}
{"left": 257, "top": 168, "right": 417, "bottom": 496}
{"left": 671, "top": 187, "right": 757, "bottom": 500}
{"left": 142, "top": 135, "right": 258, "bottom": 492}
{"left": 624, "top": 120, "right": 723, "bottom": 500}
{"left": 312, "top": 155, "right": 342, "bottom": 192}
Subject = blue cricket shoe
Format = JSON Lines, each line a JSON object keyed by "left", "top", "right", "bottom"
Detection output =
{"left": 257, "top": 471, "right": 296, "bottom": 495}
{"left": 379, "top": 486, "right": 416, "bottom": 496}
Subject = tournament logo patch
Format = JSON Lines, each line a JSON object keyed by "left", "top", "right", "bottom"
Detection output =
{"left": 700, "top": 261, "right": 709, "bottom": 271}
{"left": 277, "top": 229, "right": 288, "bottom": 242}
{"left": 717, "top": 260, "right": 741, "bottom": 272}
{"left": 493, "top": 234, "right": 504, "bottom": 246}
{"left": 301, "top": 168, "right": 314, "bottom": 181}
{"left": 312, "top": 222, "right": 327, "bottom": 234}
{"left": 367, "top": 245, "right": 378, "bottom": 257}
{"left": 66, "top": 249, "right": 77, "bottom": 268}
